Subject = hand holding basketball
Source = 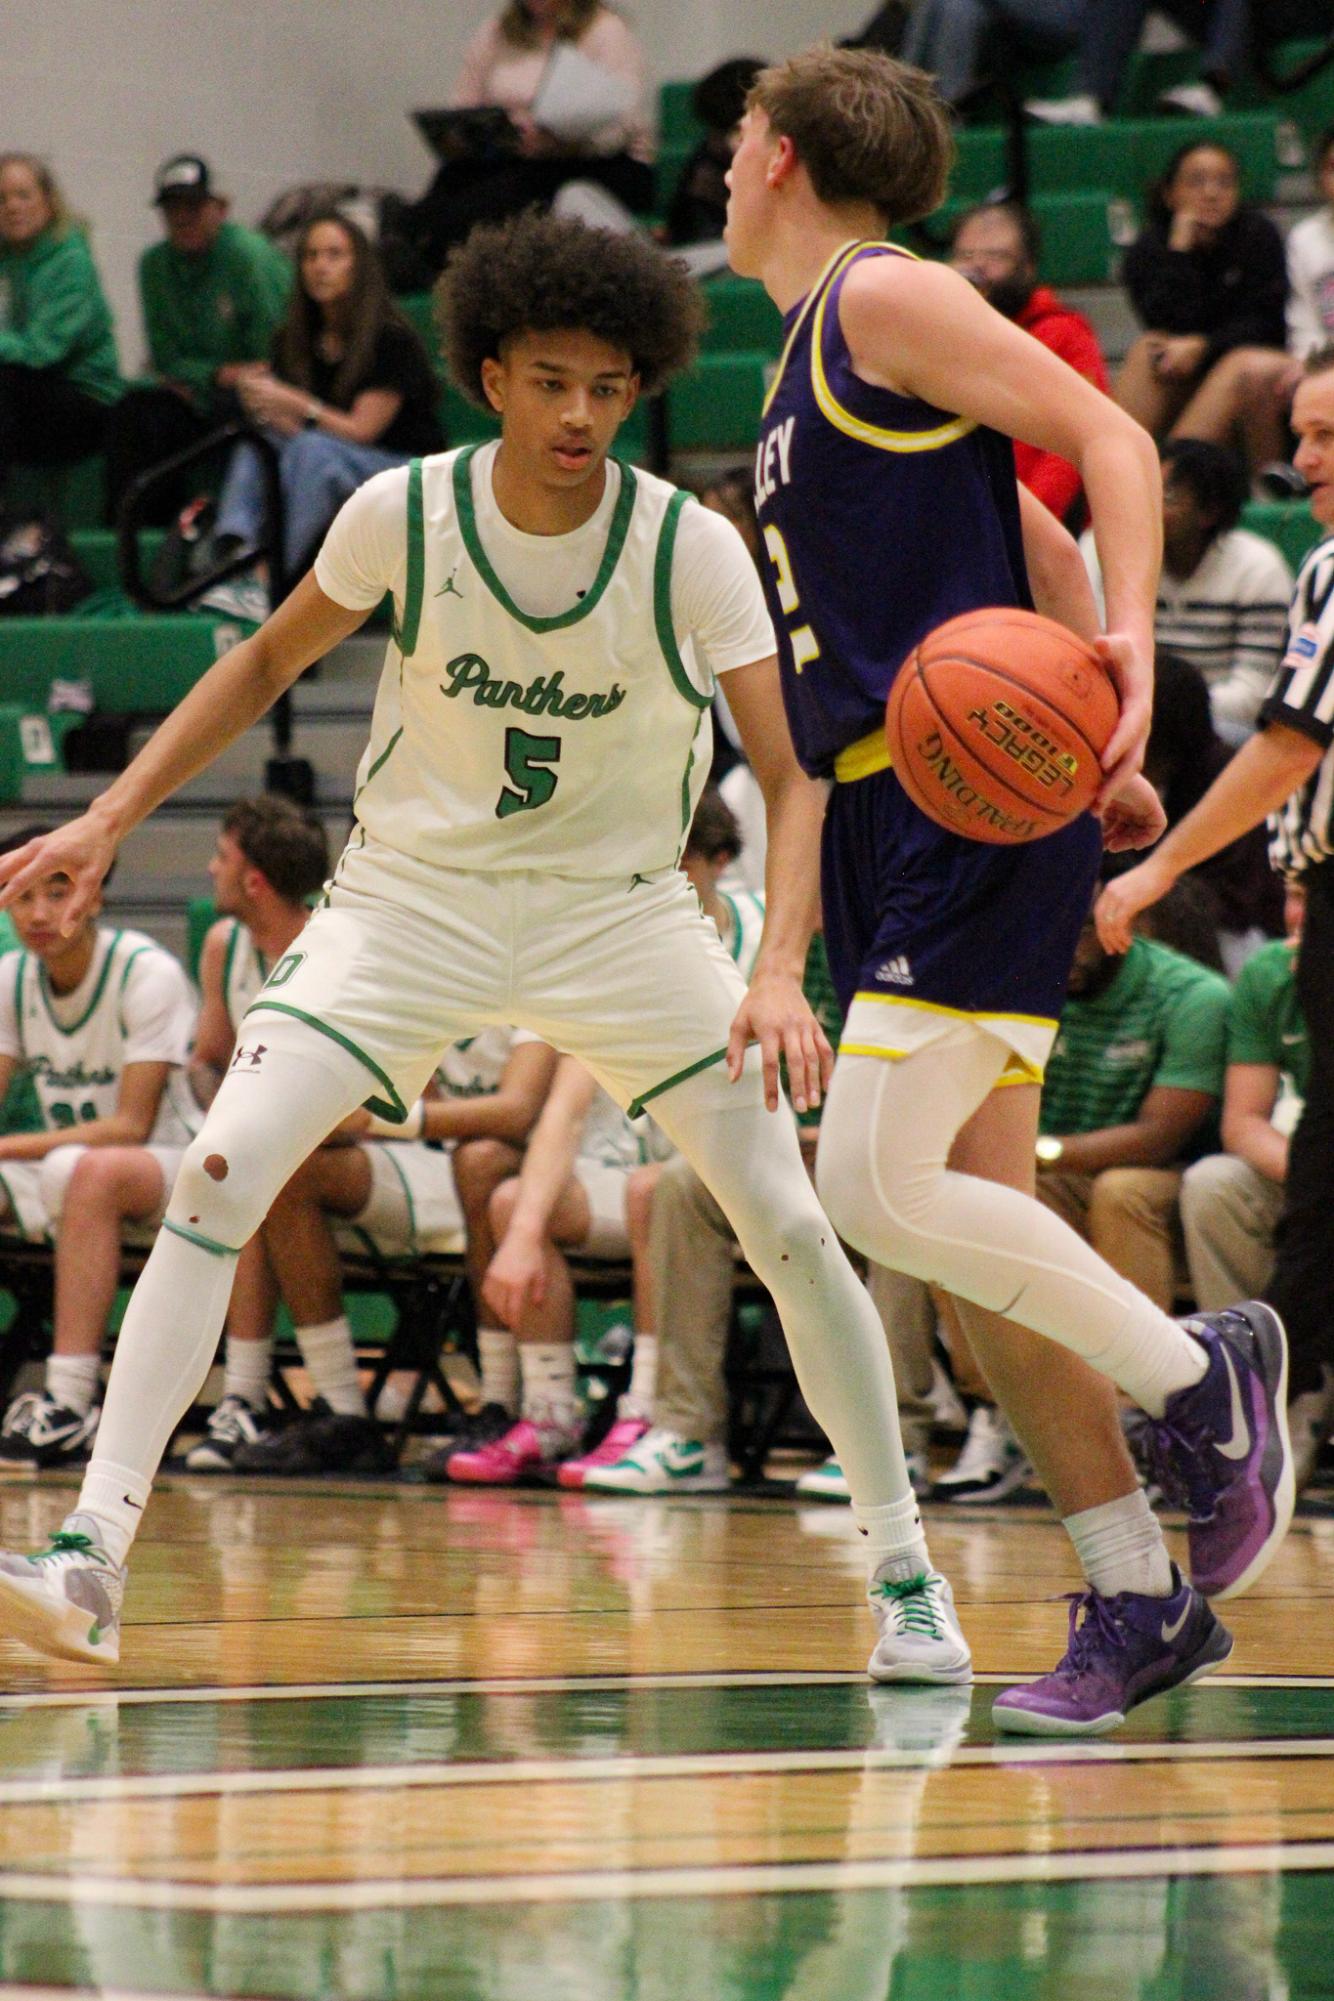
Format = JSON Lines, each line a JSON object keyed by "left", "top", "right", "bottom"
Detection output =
{"left": 884, "top": 608, "right": 1120, "bottom": 845}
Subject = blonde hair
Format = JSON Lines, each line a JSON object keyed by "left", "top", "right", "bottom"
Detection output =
{"left": 748, "top": 44, "right": 953, "bottom": 228}
{"left": 498, "top": 0, "right": 603, "bottom": 49}
{"left": 0, "top": 153, "right": 71, "bottom": 235}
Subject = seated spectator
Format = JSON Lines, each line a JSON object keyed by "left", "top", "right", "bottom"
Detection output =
{"left": 1180, "top": 875, "right": 1306, "bottom": 1309}
{"left": 0, "top": 830, "right": 199, "bottom": 1468}
{"left": 469, "top": 788, "right": 764, "bottom": 1492}
{"left": 0, "top": 155, "right": 121, "bottom": 487}
{"left": 1027, "top": 0, "right": 1251, "bottom": 124}
{"left": 663, "top": 58, "right": 765, "bottom": 249}
{"left": 1115, "top": 141, "right": 1287, "bottom": 445}
{"left": 210, "top": 211, "right": 442, "bottom": 590}
{"left": 1033, "top": 902, "right": 1230, "bottom": 1313}
{"left": 404, "top": 0, "right": 654, "bottom": 276}
{"left": 1082, "top": 440, "right": 1292, "bottom": 743}
{"left": 1180, "top": 877, "right": 1333, "bottom": 1483}
{"left": 224, "top": 1027, "right": 558, "bottom": 1476}
{"left": 902, "top": 0, "right": 1080, "bottom": 113}
{"left": 1174, "top": 125, "right": 1334, "bottom": 486}
{"left": 103, "top": 155, "right": 291, "bottom": 526}
{"left": 1141, "top": 651, "right": 1285, "bottom": 966}
{"left": 950, "top": 201, "right": 1109, "bottom": 522}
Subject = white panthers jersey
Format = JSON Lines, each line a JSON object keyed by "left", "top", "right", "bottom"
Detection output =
{"left": 434, "top": 1026, "right": 523, "bottom": 1102}
{"left": 326, "top": 447, "right": 716, "bottom": 879}
{"left": 219, "top": 920, "right": 270, "bottom": 1035}
{"left": 720, "top": 889, "right": 766, "bottom": 981}
{"left": 0, "top": 927, "right": 199, "bottom": 1143}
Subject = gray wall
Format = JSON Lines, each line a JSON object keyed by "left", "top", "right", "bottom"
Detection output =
{"left": 5, "top": 1, "right": 867, "bottom": 367}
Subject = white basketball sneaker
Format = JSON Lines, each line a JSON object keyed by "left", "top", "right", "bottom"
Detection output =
{"left": 867, "top": 1565, "right": 972, "bottom": 1685}
{"left": 582, "top": 1426, "right": 730, "bottom": 1494}
{"left": 0, "top": 1513, "right": 125, "bottom": 1664}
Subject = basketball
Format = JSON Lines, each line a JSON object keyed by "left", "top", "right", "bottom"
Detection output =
{"left": 884, "top": 607, "right": 1119, "bottom": 845}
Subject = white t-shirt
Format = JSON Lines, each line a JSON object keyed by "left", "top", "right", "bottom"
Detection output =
{"left": 318, "top": 445, "right": 774, "bottom": 679}
{"left": 1286, "top": 208, "right": 1334, "bottom": 357}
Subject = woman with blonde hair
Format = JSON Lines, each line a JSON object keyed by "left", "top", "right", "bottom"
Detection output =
{"left": 0, "top": 153, "right": 121, "bottom": 484}
{"left": 407, "top": 0, "right": 653, "bottom": 272}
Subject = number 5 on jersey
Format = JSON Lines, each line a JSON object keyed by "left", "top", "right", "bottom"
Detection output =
{"left": 763, "top": 525, "right": 819, "bottom": 675}
{"left": 496, "top": 726, "right": 562, "bottom": 819}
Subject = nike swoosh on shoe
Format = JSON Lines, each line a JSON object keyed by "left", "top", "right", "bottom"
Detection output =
{"left": 1216, "top": 1346, "right": 1255, "bottom": 1462}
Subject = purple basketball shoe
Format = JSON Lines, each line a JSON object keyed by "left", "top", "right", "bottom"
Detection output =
{"left": 993, "top": 1565, "right": 1233, "bottom": 1736}
{"left": 1144, "top": 1303, "right": 1294, "bottom": 1601}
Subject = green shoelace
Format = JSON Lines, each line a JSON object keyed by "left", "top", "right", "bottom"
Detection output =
{"left": 871, "top": 1572, "right": 941, "bottom": 1638}
{"left": 28, "top": 1531, "right": 100, "bottom": 1566}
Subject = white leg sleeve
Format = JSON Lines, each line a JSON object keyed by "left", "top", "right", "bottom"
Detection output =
{"left": 650, "top": 1061, "right": 916, "bottom": 1516}
{"left": 79, "top": 1022, "right": 376, "bottom": 1543}
{"left": 816, "top": 1028, "right": 1205, "bottom": 1416}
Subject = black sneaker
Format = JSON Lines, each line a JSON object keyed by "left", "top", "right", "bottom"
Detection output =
{"left": 421, "top": 1402, "right": 513, "bottom": 1483}
{"left": 182, "top": 1394, "right": 274, "bottom": 1472}
{"left": 232, "top": 1402, "right": 395, "bottom": 1476}
{"left": 0, "top": 1392, "right": 100, "bottom": 1469}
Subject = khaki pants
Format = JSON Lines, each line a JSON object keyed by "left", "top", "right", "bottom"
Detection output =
{"left": 651, "top": 1151, "right": 939, "bottom": 1448}
{"left": 1180, "top": 1153, "right": 1285, "bottom": 1312}
{"left": 1037, "top": 1166, "right": 1186, "bottom": 1312}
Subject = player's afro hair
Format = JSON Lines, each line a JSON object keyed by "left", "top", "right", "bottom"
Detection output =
{"left": 435, "top": 209, "right": 704, "bottom": 409}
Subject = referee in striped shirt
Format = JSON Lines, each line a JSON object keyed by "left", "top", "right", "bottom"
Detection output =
{"left": 1100, "top": 343, "right": 1334, "bottom": 1459}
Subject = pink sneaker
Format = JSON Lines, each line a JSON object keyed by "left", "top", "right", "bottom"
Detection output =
{"left": 446, "top": 1419, "right": 547, "bottom": 1486}
{"left": 557, "top": 1415, "right": 650, "bottom": 1490}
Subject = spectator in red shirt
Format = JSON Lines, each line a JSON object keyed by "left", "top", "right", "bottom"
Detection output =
{"left": 950, "top": 200, "right": 1110, "bottom": 525}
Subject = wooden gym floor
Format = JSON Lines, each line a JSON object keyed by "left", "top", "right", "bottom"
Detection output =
{"left": 0, "top": 1473, "right": 1330, "bottom": 1999}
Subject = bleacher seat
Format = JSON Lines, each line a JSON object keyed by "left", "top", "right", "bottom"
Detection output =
{"left": 1241, "top": 501, "right": 1327, "bottom": 570}
{"left": 699, "top": 277, "right": 781, "bottom": 356}
{"left": 669, "top": 352, "right": 769, "bottom": 452}
{"left": 7, "top": 457, "right": 105, "bottom": 533}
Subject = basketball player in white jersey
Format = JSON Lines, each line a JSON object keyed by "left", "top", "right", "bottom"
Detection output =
{"left": 0, "top": 210, "right": 965, "bottom": 1687}
{"left": 0, "top": 831, "right": 199, "bottom": 1467}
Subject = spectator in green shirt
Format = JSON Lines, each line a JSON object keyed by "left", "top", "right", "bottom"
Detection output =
{"left": 1181, "top": 879, "right": 1308, "bottom": 1314}
{"left": 1034, "top": 911, "right": 1231, "bottom": 1314}
{"left": 103, "top": 155, "right": 291, "bottom": 524}
{"left": 0, "top": 154, "right": 122, "bottom": 482}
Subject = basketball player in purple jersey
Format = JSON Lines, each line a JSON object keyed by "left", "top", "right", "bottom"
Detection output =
{"left": 727, "top": 45, "right": 1294, "bottom": 1734}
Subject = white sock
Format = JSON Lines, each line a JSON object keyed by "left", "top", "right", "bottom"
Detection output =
{"left": 76, "top": 1230, "right": 240, "bottom": 1563}
{"left": 621, "top": 1332, "right": 657, "bottom": 1420}
{"left": 519, "top": 1342, "right": 579, "bottom": 1429}
{"left": 819, "top": 1041, "right": 1210, "bottom": 1420}
{"left": 854, "top": 1492, "right": 932, "bottom": 1584}
{"left": 222, "top": 1337, "right": 271, "bottom": 1412}
{"left": 477, "top": 1326, "right": 519, "bottom": 1412}
{"left": 46, "top": 1353, "right": 101, "bottom": 1417}
{"left": 1064, "top": 1488, "right": 1174, "bottom": 1600}
{"left": 295, "top": 1317, "right": 366, "bottom": 1417}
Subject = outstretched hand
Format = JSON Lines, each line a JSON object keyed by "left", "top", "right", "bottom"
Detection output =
{"left": 0, "top": 812, "right": 117, "bottom": 931}
{"left": 727, "top": 967, "right": 832, "bottom": 1115}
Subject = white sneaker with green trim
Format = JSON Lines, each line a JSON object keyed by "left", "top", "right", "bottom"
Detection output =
{"left": 582, "top": 1426, "right": 729, "bottom": 1494}
{"left": 0, "top": 1513, "right": 126, "bottom": 1664}
{"left": 868, "top": 1567, "right": 972, "bottom": 1685}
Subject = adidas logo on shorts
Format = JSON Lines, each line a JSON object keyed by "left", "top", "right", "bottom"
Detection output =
{"left": 875, "top": 955, "right": 914, "bottom": 987}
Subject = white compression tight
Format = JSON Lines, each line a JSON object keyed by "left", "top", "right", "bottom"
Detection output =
{"left": 816, "top": 1027, "right": 1207, "bottom": 1419}
{"left": 651, "top": 1063, "right": 923, "bottom": 1553}
{"left": 76, "top": 1022, "right": 377, "bottom": 1562}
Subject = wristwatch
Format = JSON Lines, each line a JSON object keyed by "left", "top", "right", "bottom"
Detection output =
{"left": 1035, "top": 1135, "right": 1064, "bottom": 1167}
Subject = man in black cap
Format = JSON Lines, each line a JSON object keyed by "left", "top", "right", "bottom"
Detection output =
{"left": 103, "top": 154, "right": 292, "bottom": 524}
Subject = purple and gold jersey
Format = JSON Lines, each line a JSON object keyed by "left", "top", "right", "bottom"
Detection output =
{"left": 754, "top": 239, "right": 1032, "bottom": 780}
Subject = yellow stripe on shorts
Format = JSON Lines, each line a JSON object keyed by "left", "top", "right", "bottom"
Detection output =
{"left": 834, "top": 730, "right": 893, "bottom": 783}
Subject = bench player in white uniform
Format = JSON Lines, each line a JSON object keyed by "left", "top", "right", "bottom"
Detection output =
{"left": 0, "top": 830, "right": 198, "bottom": 1467}
{"left": 460, "top": 784, "right": 766, "bottom": 1488}
{"left": 0, "top": 210, "right": 966, "bottom": 1689}
{"left": 219, "top": 1025, "right": 558, "bottom": 1476}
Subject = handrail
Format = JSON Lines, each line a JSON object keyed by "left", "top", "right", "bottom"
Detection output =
{"left": 115, "top": 422, "right": 288, "bottom": 613}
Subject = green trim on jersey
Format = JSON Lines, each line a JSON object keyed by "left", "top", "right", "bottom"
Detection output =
{"left": 677, "top": 709, "right": 706, "bottom": 852}
{"left": 452, "top": 445, "right": 638, "bottom": 633}
{"left": 163, "top": 1218, "right": 238, "bottom": 1258}
{"left": 243, "top": 999, "right": 406, "bottom": 1123}
{"left": 358, "top": 727, "right": 404, "bottom": 798}
{"left": 654, "top": 490, "right": 711, "bottom": 711}
{"left": 396, "top": 458, "right": 425, "bottom": 657}
{"left": 378, "top": 1141, "right": 419, "bottom": 1251}
{"left": 221, "top": 920, "right": 240, "bottom": 1005}
{"left": 115, "top": 944, "right": 151, "bottom": 1034}
{"left": 628, "top": 1044, "right": 728, "bottom": 1118}
{"left": 36, "top": 929, "right": 120, "bottom": 1038}
{"left": 12, "top": 952, "right": 27, "bottom": 1063}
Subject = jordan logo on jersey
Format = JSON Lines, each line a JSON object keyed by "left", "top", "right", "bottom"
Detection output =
{"left": 436, "top": 566, "right": 464, "bottom": 600}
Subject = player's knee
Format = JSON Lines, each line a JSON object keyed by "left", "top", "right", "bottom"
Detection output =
{"left": 1180, "top": 1153, "right": 1239, "bottom": 1224}
{"left": 454, "top": 1137, "right": 520, "bottom": 1211}
{"left": 815, "top": 1135, "right": 935, "bottom": 1269}
{"left": 167, "top": 1135, "right": 269, "bottom": 1250}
